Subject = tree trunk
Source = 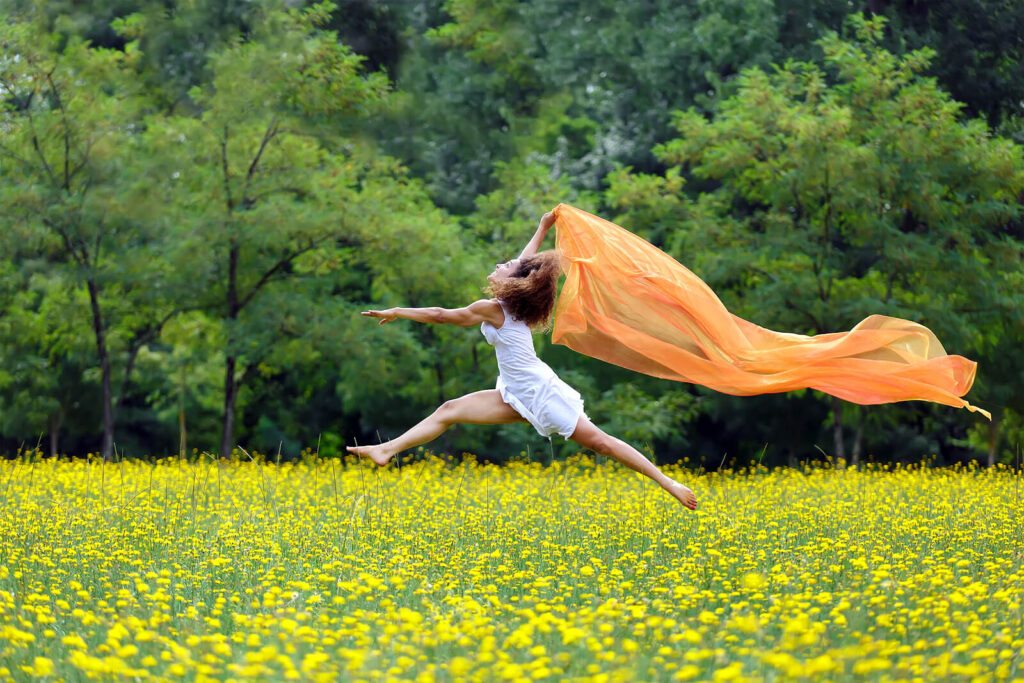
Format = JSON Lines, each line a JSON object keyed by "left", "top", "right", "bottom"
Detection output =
{"left": 87, "top": 278, "right": 114, "bottom": 461}
{"left": 48, "top": 409, "right": 63, "bottom": 458}
{"left": 179, "top": 407, "right": 188, "bottom": 458}
{"left": 851, "top": 406, "right": 864, "bottom": 468}
{"left": 831, "top": 396, "right": 846, "bottom": 463}
{"left": 987, "top": 411, "right": 1002, "bottom": 467}
{"left": 219, "top": 354, "right": 237, "bottom": 459}
{"left": 179, "top": 377, "right": 188, "bottom": 459}
{"left": 219, "top": 244, "right": 240, "bottom": 459}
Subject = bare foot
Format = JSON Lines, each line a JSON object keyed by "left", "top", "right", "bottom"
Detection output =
{"left": 664, "top": 480, "right": 698, "bottom": 510}
{"left": 345, "top": 444, "right": 394, "bottom": 467}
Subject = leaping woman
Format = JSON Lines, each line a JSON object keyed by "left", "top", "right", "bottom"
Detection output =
{"left": 346, "top": 211, "right": 698, "bottom": 510}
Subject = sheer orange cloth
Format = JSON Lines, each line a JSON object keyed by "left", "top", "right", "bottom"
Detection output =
{"left": 551, "top": 204, "right": 989, "bottom": 418}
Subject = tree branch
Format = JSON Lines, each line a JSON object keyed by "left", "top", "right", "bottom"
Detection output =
{"left": 237, "top": 358, "right": 261, "bottom": 394}
{"left": 111, "top": 342, "right": 142, "bottom": 430}
{"left": 248, "top": 186, "right": 310, "bottom": 204}
{"left": 235, "top": 335, "right": 283, "bottom": 397}
{"left": 240, "top": 118, "right": 279, "bottom": 209}
{"left": 0, "top": 140, "right": 35, "bottom": 170}
{"left": 44, "top": 217, "right": 88, "bottom": 266}
{"left": 221, "top": 126, "right": 234, "bottom": 212}
{"left": 236, "top": 301, "right": 318, "bottom": 395}
{"left": 822, "top": 163, "right": 834, "bottom": 303}
{"left": 233, "top": 228, "right": 361, "bottom": 313}
{"left": 113, "top": 308, "right": 184, "bottom": 424}
{"left": 43, "top": 70, "right": 71, "bottom": 191}
{"left": 236, "top": 240, "right": 326, "bottom": 311}
{"left": 745, "top": 265, "right": 825, "bottom": 332}
{"left": 67, "top": 135, "right": 97, "bottom": 184}
{"left": 783, "top": 297, "right": 825, "bottom": 333}
{"left": 23, "top": 86, "right": 59, "bottom": 188}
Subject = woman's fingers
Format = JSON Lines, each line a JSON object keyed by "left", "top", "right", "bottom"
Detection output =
{"left": 361, "top": 310, "right": 393, "bottom": 325}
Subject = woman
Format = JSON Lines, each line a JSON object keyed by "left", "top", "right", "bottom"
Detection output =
{"left": 347, "top": 211, "right": 698, "bottom": 510}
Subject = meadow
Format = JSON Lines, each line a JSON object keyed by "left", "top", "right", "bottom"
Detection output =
{"left": 0, "top": 451, "right": 1022, "bottom": 682}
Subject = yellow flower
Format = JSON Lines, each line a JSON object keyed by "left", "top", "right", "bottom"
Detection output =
{"left": 499, "top": 662, "right": 525, "bottom": 679}
{"left": 31, "top": 657, "right": 54, "bottom": 677}
{"left": 713, "top": 662, "right": 743, "bottom": 681}
{"left": 62, "top": 633, "right": 87, "bottom": 649}
{"left": 448, "top": 657, "right": 472, "bottom": 676}
{"left": 729, "top": 614, "right": 759, "bottom": 634}
{"left": 0, "top": 455, "right": 1020, "bottom": 683}
{"left": 741, "top": 572, "right": 765, "bottom": 589}
{"left": 674, "top": 664, "right": 701, "bottom": 680}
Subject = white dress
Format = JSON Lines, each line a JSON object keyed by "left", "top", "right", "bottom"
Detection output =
{"left": 480, "top": 300, "right": 586, "bottom": 439}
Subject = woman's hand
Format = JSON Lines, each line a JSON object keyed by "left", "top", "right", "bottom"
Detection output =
{"left": 538, "top": 211, "right": 556, "bottom": 232}
{"left": 519, "top": 210, "right": 558, "bottom": 260}
{"left": 362, "top": 308, "right": 398, "bottom": 325}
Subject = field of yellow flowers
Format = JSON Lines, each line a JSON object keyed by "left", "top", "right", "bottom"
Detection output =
{"left": 0, "top": 451, "right": 1022, "bottom": 682}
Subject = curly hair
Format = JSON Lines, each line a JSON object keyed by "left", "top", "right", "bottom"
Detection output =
{"left": 487, "top": 250, "right": 563, "bottom": 330}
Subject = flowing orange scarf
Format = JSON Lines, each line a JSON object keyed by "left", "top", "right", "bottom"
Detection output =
{"left": 551, "top": 204, "right": 989, "bottom": 418}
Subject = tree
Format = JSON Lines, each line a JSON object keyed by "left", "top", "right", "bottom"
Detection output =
{"left": 0, "top": 19, "right": 178, "bottom": 459}
{"left": 3, "top": 0, "right": 266, "bottom": 112}
{"left": 609, "top": 14, "right": 1024, "bottom": 461}
{"left": 0, "top": 261, "right": 102, "bottom": 456}
{"left": 145, "top": 2, "right": 482, "bottom": 457}
{"left": 963, "top": 260, "right": 1024, "bottom": 466}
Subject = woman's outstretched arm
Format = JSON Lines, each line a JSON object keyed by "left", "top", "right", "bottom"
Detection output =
{"left": 362, "top": 299, "right": 504, "bottom": 327}
{"left": 517, "top": 211, "right": 557, "bottom": 261}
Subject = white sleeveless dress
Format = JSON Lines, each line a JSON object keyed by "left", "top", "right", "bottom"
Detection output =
{"left": 481, "top": 300, "right": 586, "bottom": 439}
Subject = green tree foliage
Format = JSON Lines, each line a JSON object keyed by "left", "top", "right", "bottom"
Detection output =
{"left": 0, "top": 264, "right": 99, "bottom": 456}
{"left": 383, "top": 0, "right": 783, "bottom": 212}
{"left": 0, "top": 19, "right": 179, "bottom": 459}
{"left": 3, "top": 0, "right": 265, "bottom": 111}
{"left": 132, "top": 313, "right": 225, "bottom": 458}
{"left": 2, "top": 1, "right": 1023, "bottom": 464}
{"left": 873, "top": 0, "right": 1024, "bottom": 126}
{"left": 610, "top": 15, "right": 1024, "bottom": 462}
{"left": 963, "top": 260, "right": 1024, "bottom": 466}
{"left": 142, "top": 3, "right": 484, "bottom": 457}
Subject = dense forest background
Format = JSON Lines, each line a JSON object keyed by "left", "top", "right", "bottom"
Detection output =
{"left": 1, "top": 0, "right": 1022, "bottom": 467}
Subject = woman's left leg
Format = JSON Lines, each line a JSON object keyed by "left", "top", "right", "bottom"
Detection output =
{"left": 569, "top": 417, "right": 697, "bottom": 510}
{"left": 347, "top": 389, "right": 525, "bottom": 466}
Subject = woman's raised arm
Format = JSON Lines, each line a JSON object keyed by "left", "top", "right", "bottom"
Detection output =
{"left": 517, "top": 211, "right": 557, "bottom": 261}
{"left": 362, "top": 299, "right": 504, "bottom": 327}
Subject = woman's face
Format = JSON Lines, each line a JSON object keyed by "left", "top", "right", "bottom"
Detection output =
{"left": 487, "top": 258, "right": 520, "bottom": 283}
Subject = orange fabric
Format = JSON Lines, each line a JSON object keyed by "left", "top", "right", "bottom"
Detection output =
{"left": 551, "top": 204, "right": 989, "bottom": 418}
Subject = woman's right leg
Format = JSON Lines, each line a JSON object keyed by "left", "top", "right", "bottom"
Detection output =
{"left": 347, "top": 389, "right": 525, "bottom": 466}
{"left": 569, "top": 416, "right": 698, "bottom": 510}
